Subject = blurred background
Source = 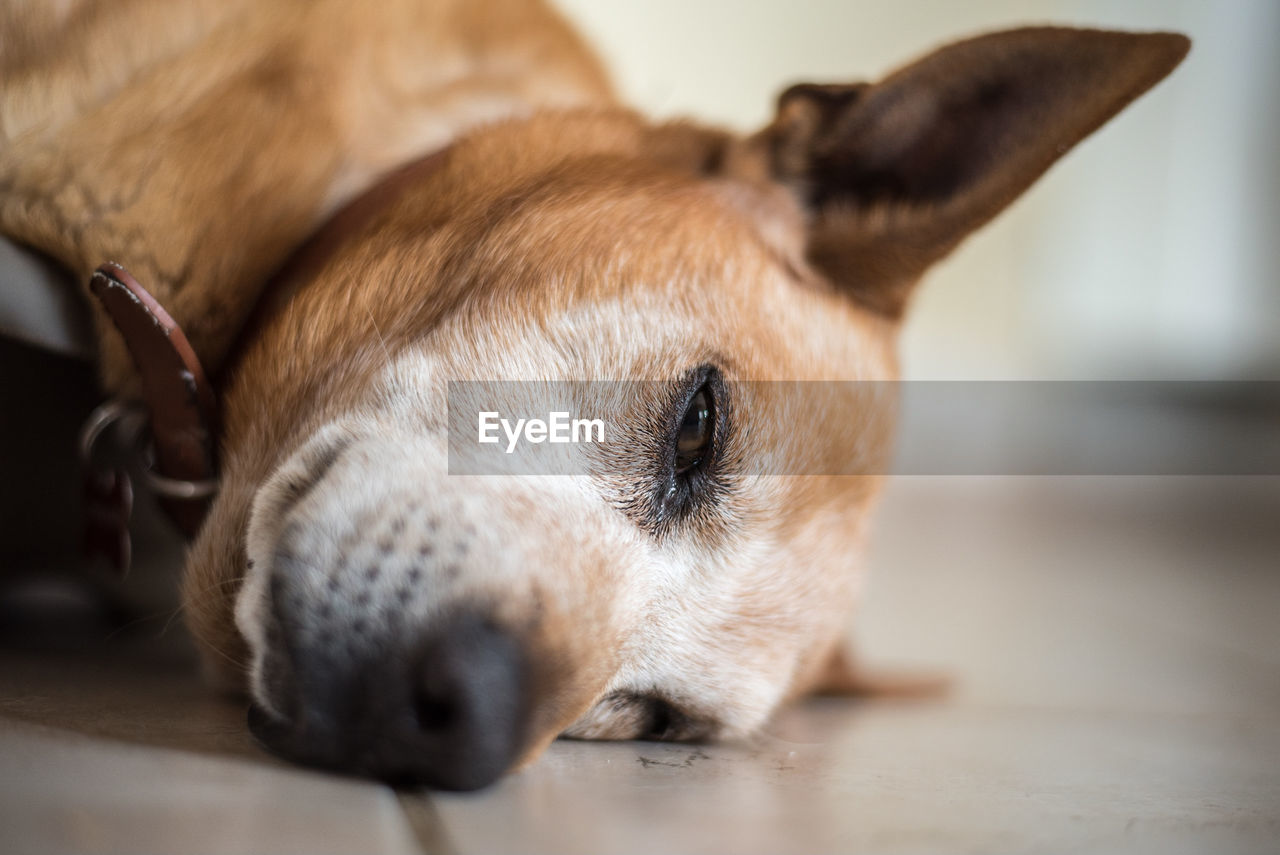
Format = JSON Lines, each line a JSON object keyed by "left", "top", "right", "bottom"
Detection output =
{"left": 2, "top": 3, "right": 1277, "bottom": 852}
{"left": 554, "top": 0, "right": 1280, "bottom": 381}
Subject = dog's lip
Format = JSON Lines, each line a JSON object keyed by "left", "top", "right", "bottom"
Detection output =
{"left": 247, "top": 702, "right": 367, "bottom": 780}
{"left": 246, "top": 702, "right": 317, "bottom": 767}
{"left": 246, "top": 701, "right": 289, "bottom": 745}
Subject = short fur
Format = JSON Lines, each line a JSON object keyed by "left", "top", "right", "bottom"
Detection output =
{"left": 0, "top": 0, "right": 1187, "bottom": 786}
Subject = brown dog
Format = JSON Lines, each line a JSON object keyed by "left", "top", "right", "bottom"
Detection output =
{"left": 0, "top": 0, "right": 1187, "bottom": 789}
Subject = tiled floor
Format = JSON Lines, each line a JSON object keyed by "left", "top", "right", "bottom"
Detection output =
{"left": 2, "top": 477, "right": 1277, "bottom": 854}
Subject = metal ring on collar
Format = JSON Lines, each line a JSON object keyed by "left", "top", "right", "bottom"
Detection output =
{"left": 79, "top": 398, "right": 220, "bottom": 500}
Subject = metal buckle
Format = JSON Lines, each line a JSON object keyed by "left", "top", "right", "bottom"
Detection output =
{"left": 80, "top": 399, "right": 219, "bottom": 500}
{"left": 79, "top": 400, "right": 219, "bottom": 575}
{"left": 79, "top": 399, "right": 146, "bottom": 464}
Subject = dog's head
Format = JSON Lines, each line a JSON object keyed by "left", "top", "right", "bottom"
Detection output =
{"left": 182, "top": 27, "right": 1187, "bottom": 789}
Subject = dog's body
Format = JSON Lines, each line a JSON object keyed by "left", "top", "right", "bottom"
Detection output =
{"left": 1, "top": 1, "right": 1187, "bottom": 789}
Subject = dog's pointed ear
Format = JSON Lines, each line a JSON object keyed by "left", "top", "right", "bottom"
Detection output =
{"left": 749, "top": 27, "right": 1189, "bottom": 318}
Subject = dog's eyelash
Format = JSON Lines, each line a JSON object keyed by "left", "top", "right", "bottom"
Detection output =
{"left": 641, "top": 364, "right": 731, "bottom": 535}
{"left": 612, "top": 364, "right": 732, "bottom": 537}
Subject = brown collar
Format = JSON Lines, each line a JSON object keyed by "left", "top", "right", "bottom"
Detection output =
{"left": 84, "top": 147, "right": 452, "bottom": 570}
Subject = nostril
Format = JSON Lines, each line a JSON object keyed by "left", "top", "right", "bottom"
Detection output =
{"left": 411, "top": 616, "right": 512, "bottom": 737}
{"left": 413, "top": 688, "right": 458, "bottom": 732}
{"left": 405, "top": 612, "right": 532, "bottom": 788}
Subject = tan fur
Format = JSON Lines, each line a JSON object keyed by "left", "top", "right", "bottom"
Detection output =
{"left": 1, "top": 2, "right": 1187, "bottom": 786}
{"left": 1, "top": 0, "right": 612, "bottom": 393}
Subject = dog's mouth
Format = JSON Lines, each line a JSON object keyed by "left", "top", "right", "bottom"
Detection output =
{"left": 246, "top": 610, "right": 532, "bottom": 791}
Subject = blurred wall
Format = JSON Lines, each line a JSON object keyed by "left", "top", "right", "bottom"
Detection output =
{"left": 552, "top": 0, "right": 1280, "bottom": 380}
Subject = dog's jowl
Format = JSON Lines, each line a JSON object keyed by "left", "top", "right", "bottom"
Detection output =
{"left": 0, "top": 1, "right": 1187, "bottom": 789}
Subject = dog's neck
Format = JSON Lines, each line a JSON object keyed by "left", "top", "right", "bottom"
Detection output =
{"left": 0, "top": 0, "right": 614, "bottom": 398}
{"left": 224, "top": 147, "right": 457, "bottom": 385}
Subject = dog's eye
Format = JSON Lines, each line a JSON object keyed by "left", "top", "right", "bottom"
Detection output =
{"left": 674, "top": 387, "right": 713, "bottom": 475}
{"left": 638, "top": 365, "right": 727, "bottom": 532}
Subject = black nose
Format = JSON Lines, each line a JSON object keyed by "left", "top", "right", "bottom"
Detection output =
{"left": 249, "top": 611, "right": 531, "bottom": 791}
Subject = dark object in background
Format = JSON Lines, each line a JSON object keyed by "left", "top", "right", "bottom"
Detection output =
{"left": 0, "top": 335, "right": 184, "bottom": 643}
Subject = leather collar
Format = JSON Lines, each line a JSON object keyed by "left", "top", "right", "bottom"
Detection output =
{"left": 85, "top": 147, "right": 452, "bottom": 568}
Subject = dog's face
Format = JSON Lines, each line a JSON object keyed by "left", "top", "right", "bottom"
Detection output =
{"left": 180, "top": 27, "right": 1187, "bottom": 789}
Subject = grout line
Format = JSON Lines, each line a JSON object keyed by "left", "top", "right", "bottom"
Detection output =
{"left": 396, "top": 790, "right": 461, "bottom": 855}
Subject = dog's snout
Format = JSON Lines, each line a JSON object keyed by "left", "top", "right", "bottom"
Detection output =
{"left": 249, "top": 609, "right": 531, "bottom": 791}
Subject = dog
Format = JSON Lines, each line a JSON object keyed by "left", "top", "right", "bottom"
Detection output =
{"left": 0, "top": 0, "right": 1187, "bottom": 789}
